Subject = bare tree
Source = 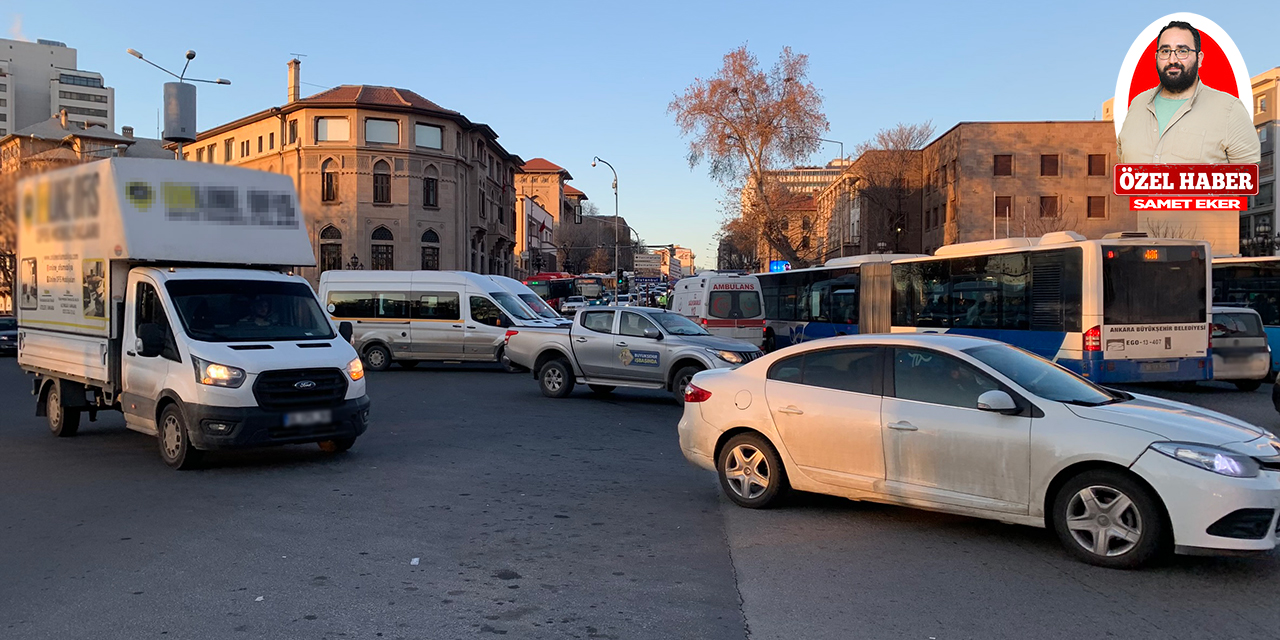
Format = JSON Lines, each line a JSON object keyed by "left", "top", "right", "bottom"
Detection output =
{"left": 1145, "top": 218, "right": 1199, "bottom": 239}
{"left": 715, "top": 216, "right": 759, "bottom": 271}
{"left": 586, "top": 248, "right": 611, "bottom": 274}
{"left": 1024, "top": 198, "right": 1080, "bottom": 237}
{"left": 669, "top": 45, "right": 828, "bottom": 267}
{"left": 851, "top": 121, "right": 933, "bottom": 252}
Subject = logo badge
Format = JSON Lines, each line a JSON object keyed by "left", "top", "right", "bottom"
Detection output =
{"left": 126, "top": 182, "right": 155, "bottom": 211}
{"left": 294, "top": 380, "right": 317, "bottom": 390}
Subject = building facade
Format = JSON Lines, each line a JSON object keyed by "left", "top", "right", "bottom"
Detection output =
{"left": 819, "top": 150, "right": 924, "bottom": 258}
{"left": 173, "top": 60, "right": 522, "bottom": 283}
{"left": 1241, "top": 67, "right": 1278, "bottom": 256}
{"left": 0, "top": 38, "right": 114, "bottom": 135}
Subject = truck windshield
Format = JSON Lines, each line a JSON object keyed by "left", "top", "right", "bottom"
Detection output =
{"left": 652, "top": 312, "right": 710, "bottom": 336}
{"left": 166, "top": 280, "right": 335, "bottom": 342}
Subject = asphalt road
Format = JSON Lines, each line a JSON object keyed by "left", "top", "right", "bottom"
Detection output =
{"left": 2, "top": 360, "right": 1279, "bottom": 640}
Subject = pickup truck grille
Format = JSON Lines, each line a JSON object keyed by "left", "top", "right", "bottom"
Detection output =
{"left": 253, "top": 368, "right": 348, "bottom": 410}
{"left": 739, "top": 350, "right": 764, "bottom": 363}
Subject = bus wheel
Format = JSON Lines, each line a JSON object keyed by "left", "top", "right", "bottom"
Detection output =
{"left": 762, "top": 333, "right": 775, "bottom": 353}
{"left": 47, "top": 383, "right": 81, "bottom": 438}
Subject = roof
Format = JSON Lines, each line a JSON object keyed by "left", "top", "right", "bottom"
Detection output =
{"left": 298, "top": 85, "right": 458, "bottom": 115}
{"left": 562, "top": 184, "right": 586, "bottom": 198}
{"left": 120, "top": 137, "right": 174, "bottom": 159}
{"left": 10, "top": 116, "right": 132, "bottom": 143}
{"left": 522, "top": 158, "right": 568, "bottom": 173}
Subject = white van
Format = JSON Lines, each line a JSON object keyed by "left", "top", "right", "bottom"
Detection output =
{"left": 318, "top": 271, "right": 554, "bottom": 372}
{"left": 670, "top": 272, "right": 765, "bottom": 347}
{"left": 485, "top": 275, "right": 572, "bottom": 327}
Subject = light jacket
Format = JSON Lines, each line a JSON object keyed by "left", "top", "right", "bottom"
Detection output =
{"left": 1117, "top": 81, "right": 1260, "bottom": 165}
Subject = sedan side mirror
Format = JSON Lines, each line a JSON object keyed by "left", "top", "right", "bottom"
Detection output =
{"left": 643, "top": 327, "right": 662, "bottom": 340}
{"left": 338, "top": 321, "right": 354, "bottom": 343}
{"left": 137, "top": 323, "right": 166, "bottom": 358}
{"left": 977, "top": 389, "right": 1020, "bottom": 415}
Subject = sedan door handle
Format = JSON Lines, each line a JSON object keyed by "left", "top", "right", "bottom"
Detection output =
{"left": 777, "top": 406, "right": 804, "bottom": 415}
{"left": 887, "top": 421, "right": 918, "bottom": 431}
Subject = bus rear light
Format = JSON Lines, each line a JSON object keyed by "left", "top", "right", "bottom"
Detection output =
{"left": 1084, "top": 326, "right": 1102, "bottom": 351}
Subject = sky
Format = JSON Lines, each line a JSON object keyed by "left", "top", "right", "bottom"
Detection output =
{"left": 6, "top": 1, "right": 1276, "bottom": 268}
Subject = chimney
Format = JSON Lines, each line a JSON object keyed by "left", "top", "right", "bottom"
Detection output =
{"left": 287, "top": 58, "right": 301, "bottom": 104}
{"left": 122, "top": 126, "right": 134, "bottom": 139}
{"left": 58, "top": 109, "right": 68, "bottom": 128}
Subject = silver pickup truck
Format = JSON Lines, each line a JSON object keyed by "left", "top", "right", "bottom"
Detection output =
{"left": 505, "top": 306, "right": 763, "bottom": 403}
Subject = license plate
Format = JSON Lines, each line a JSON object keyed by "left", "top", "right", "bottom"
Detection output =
{"left": 284, "top": 409, "right": 332, "bottom": 426}
{"left": 1139, "top": 361, "right": 1177, "bottom": 373}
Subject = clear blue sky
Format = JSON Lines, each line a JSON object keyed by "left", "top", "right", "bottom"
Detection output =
{"left": 7, "top": 1, "right": 1274, "bottom": 268}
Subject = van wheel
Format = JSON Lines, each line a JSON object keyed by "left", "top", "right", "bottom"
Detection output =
{"left": 539, "top": 359, "right": 575, "bottom": 398}
{"left": 1234, "top": 380, "right": 1262, "bottom": 392}
{"left": 671, "top": 365, "right": 703, "bottom": 405}
{"left": 46, "top": 383, "right": 81, "bottom": 438}
{"left": 158, "top": 405, "right": 203, "bottom": 470}
{"left": 363, "top": 344, "right": 391, "bottom": 371}
{"left": 318, "top": 437, "right": 356, "bottom": 453}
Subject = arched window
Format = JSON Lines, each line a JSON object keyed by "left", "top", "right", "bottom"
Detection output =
{"left": 319, "top": 225, "right": 342, "bottom": 273}
{"left": 373, "top": 160, "right": 391, "bottom": 204}
{"left": 421, "top": 229, "right": 440, "bottom": 270}
{"left": 321, "top": 159, "right": 338, "bottom": 202}
{"left": 371, "top": 226, "right": 394, "bottom": 270}
{"left": 423, "top": 165, "right": 439, "bottom": 208}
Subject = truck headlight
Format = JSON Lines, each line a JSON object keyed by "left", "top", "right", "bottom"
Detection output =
{"left": 192, "top": 356, "right": 246, "bottom": 388}
{"left": 347, "top": 357, "right": 365, "bottom": 381}
{"left": 707, "top": 349, "right": 744, "bottom": 365}
{"left": 1149, "top": 442, "right": 1260, "bottom": 478}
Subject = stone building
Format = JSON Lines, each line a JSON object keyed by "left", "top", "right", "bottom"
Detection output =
{"left": 172, "top": 60, "right": 523, "bottom": 282}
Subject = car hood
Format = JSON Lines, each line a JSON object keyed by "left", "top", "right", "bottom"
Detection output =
{"left": 1065, "top": 392, "right": 1274, "bottom": 449}
{"left": 673, "top": 334, "right": 759, "bottom": 352}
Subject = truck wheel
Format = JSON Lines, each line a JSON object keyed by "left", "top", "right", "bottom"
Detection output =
{"left": 363, "top": 344, "right": 392, "bottom": 372}
{"left": 588, "top": 384, "right": 615, "bottom": 395}
{"left": 318, "top": 437, "right": 356, "bottom": 453}
{"left": 671, "top": 365, "right": 703, "bottom": 405}
{"left": 46, "top": 383, "right": 81, "bottom": 438}
{"left": 539, "top": 359, "right": 575, "bottom": 398}
{"left": 158, "top": 405, "right": 203, "bottom": 470}
{"left": 1234, "top": 380, "right": 1262, "bottom": 392}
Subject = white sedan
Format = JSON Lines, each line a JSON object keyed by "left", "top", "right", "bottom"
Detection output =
{"left": 678, "top": 334, "right": 1280, "bottom": 569}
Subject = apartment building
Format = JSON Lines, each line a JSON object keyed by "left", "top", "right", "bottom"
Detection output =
{"left": 0, "top": 38, "right": 114, "bottom": 134}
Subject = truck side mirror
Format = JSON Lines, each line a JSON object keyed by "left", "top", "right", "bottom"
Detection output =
{"left": 137, "top": 323, "right": 166, "bottom": 358}
{"left": 338, "top": 321, "right": 354, "bottom": 343}
{"left": 643, "top": 327, "right": 662, "bottom": 340}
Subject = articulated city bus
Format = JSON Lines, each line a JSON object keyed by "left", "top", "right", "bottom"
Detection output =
{"left": 1212, "top": 255, "right": 1280, "bottom": 372}
{"left": 757, "top": 232, "right": 1212, "bottom": 383}
{"left": 523, "top": 273, "right": 575, "bottom": 311}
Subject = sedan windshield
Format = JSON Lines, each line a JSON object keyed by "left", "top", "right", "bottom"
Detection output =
{"left": 651, "top": 312, "right": 709, "bottom": 336}
{"left": 166, "top": 280, "right": 335, "bottom": 343}
{"left": 519, "top": 293, "right": 560, "bottom": 319}
{"left": 492, "top": 292, "right": 538, "bottom": 321}
{"left": 963, "top": 344, "right": 1118, "bottom": 406}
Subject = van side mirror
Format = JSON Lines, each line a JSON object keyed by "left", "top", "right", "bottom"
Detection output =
{"left": 338, "top": 321, "right": 354, "bottom": 343}
{"left": 137, "top": 323, "right": 166, "bottom": 358}
{"left": 976, "top": 390, "right": 1019, "bottom": 415}
{"left": 643, "top": 327, "right": 662, "bottom": 340}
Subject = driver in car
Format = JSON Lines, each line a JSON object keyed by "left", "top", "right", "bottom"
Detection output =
{"left": 241, "top": 297, "right": 278, "bottom": 327}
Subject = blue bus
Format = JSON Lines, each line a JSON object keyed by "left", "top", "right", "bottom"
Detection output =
{"left": 758, "top": 233, "right": 1212, "bottom": 384}
{"left": 1212, "top": 256, "right": 1280, "bottom": 372}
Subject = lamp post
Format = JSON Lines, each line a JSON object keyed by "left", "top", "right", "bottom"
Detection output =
{"left": 125, "top": 48, "right": 230, "bottom": 158}
{"left": 591, "top": 156, "right": 619, "bottom": 282}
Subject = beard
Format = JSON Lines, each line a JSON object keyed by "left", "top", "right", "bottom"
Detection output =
{"left": 1158, "top": 57, "right": 1199, "bottom": 94}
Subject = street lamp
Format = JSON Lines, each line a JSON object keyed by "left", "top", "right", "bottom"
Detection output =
{"left": 591, "top": 156, "right": 620, "bottom": 280}
{"left": 126, "top": 49, "right": 231, "bottom": 86}
{"left": 125, "top": 48, "right": 230, "bottom": 157}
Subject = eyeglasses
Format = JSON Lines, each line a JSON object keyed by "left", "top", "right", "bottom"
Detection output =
{"left": 1156, "top": 47, "right": 1198, "bottom": 60}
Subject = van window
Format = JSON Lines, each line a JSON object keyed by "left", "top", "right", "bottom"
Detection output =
{"left": 136, "top": 281, "right": 180, "bottom": 361}
{"left": 376, "top": 293, "right": 410, "bottom": 319}
{"left": 414, "top": 292, "right": 460, "bottom": 320}
{"left": 328, "top": 292, "right": 375, "bottom": 318}
{"left": 469, "top": 296, "right": 506, "bottom": 327}
{"left": 708, "top": 289, "right": 762, "bottom": 319}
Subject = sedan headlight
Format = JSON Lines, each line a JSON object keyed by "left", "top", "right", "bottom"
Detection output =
{"left": 1149, "top": 442, "right": 1260, "bottom": 478}
{"left": 347, "top": 357, "right": 365, "bottom": 381}
{"left": 707, "top": 349, "right": 744, "bottom": 365}
{"left": 192, "top": 356, "right": 246, "bottom": 388}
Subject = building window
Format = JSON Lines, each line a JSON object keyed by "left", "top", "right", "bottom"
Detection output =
{"left": 416, "top": 123, "right": 444, "bottom": 149}
{"left": 1040, "top": 155, "right": 1059, "bottom": 177}
{"left": 1258, "top": 183, "right": 1275, "bottom": 207}
{"left": 993, "top": 154, "right": 1013, "bottom": 176}
{"left": 258, "top": 136, "right": 263, "bottom": 153}
{"left": 1087, "top": 196, "right": 1107, "bottom": 218}
{"left": 1259, "top": 96, "right": 1268, "bottom": 115}
{"left": 321, "top": 159, "right": 338, "bottom": 202}
{"left": 371, "top": 227, "right": 395, "bottom": 270}
{"left": 373, "top": 160, "right": 392, "bottom": 204}
{"left": 206, "top": 144, "right": 216, "bottom": 163}
{"left": 288, "top": 120, "right": 298, "bottom": 144}
{"left": 196, "top": 148, "right": 204, "bottom": 162}
{"left": 269, "top": 132, "right": 275, "bottom": 150}
{"left": 1040, "top": 195, "right": 1060, "bottom": 218}
{"left": 995, "top": 196, "right": 1012, "bottom": 218}
{"left": 316, "top": 117, "right": 350, "bottom": 142}
{"left": 1261, "top": 153, "right": 1274, "bottom": 176}
{"left": 1088, "top": 154, "right": 1106, "bottom": 177}
{"left": 241, "top": 140, "right": 250, "bottom": 157}
{"left": 421, "top": 230, "right": 441, "bottom": 270}
{"left": 59, "top": 74, "right": 104, "bottom": 88}
{"left": 1261, "top": 127, "right": 1269, "bottom": 143}
{"left": 366, "top": 118, "right": 399, "bottom": 144}
{"left": 62, "top": 105, "right": 108, "bottom": 118}
{"left": 58, "top": 90, "right": 109, "bottom": 103}
{"left": 320, "top": 226, "right": 343, "bottom": 274}
{"left": 423, "top": 176, "right": 439, "bottom": 208}
{"left": 224, "top": 139, "right": 234, "bottom": 162}
{"left": 478, "top": 189, "right": 486, "bottom": 218}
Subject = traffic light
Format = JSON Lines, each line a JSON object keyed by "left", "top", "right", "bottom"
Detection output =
{"left": 617, "top": 273, "right": 625, "bottom": 287}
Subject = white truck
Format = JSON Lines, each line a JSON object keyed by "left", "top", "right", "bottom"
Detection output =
{"left": 17, "top": 158, "right": 370, "bottom": 469}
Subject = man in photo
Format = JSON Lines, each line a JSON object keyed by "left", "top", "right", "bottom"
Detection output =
{"left": 1117, "top": 20, "right": 1260, "bottom": 165}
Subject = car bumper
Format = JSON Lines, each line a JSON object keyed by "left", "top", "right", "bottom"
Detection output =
{"left": 184, "top": 395, "right": 371, "bottom": 450}
{"left": 1130, "top": 448, "right": 1280, "bottom": 554}
{"left": 1213, "top": 352, "right": 1270, "bottom": 382}
{"left": 677, "top": 402, "right": 717, "bottom": 471}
